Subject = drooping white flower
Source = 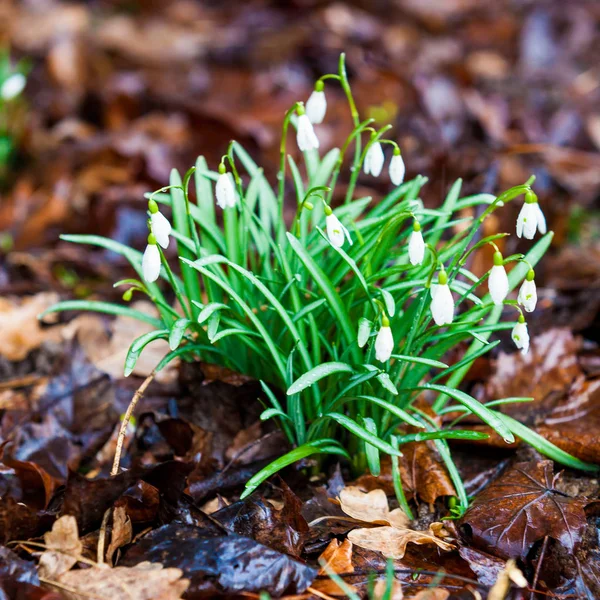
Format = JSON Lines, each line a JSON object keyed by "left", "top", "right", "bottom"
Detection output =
{"left": 296, "top": 110, "right": 319, "bottom": 152}
{"left": 408, "top": 221, "right": 425, "bottom": 266}
{"left": 142, "top": 236, "right": 161, "bottom": 283}
{"left": 325, "top": 209, "right": 352, "bottom": 248}
{"left": 305, "top": 81, "right": 327, "bottom": 124}
{"left": 364, "top": 141, "right": 384, "bottom": 177}
{"left": 488, "top": 252, "right": 509, "bottom": 306}
{"left": 375, "top": 324, "right": 394, "bottom": 362}
{"left": 517, "top": 191, "right": 546, "bottom": 239}
{"left": 216, "top": 164, "right": 237, "bottom": 209}
{"left": 511, "top": 317, "right": 530, "bottom": 355}
{"left": 148, "top": 200, "right": 171, "bottom": 249}
{"left": 518, "top": 270, "right": 537, "bottom": 312}
{"left": 389, "top": 149, "right": 405, "bottom": 186}
{"left": 1, "top": 73, "right": 26, "bottom": 101}
{"left": 430, "top": 272, "right": 454, "bottom": 326}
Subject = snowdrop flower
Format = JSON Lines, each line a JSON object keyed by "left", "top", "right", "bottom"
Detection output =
{"left": 375, "top": 316, "right": 394, "bottom": 362}
{"left": 142, "top": 234, "right": 161, "bottom": 283}
{"left": 148, "top": 199, "right": 171, "bottom": 249}
{"left": 430, "top": 271, "right": 454, "bottom": 326}
{"left": 305, "top": 81, "right": 327, "bottom": 124}
{"left": 296, "top": 105, "right": 319, "bottom": 152}
{"left": 408, "top": 221, "right": 425, "bottom": 266}
{"left": 216, "top": 163, "right": 237, "bottom": 209}
{"left": 364, "top": 140, "right": 384, "bottom": 177}
{"left": 518, "top": 269, "right": 537, "bottom": 313}
{"left": 325, "top": 205, "right": 352, "bottom": 248}
{"left": 488, "top": 251, "right": 509, "bottom": 306}
{"left": 516, "top": 190, "right": 547, "bottom": 240}
{"left": 1, "top": 73, "right": 26, "bottom": 101}
{"left": 389, "top": 148, "right": 405, "bottom": 186}
{"left": 511, "top": 315, "right": 530, "bottom": 355}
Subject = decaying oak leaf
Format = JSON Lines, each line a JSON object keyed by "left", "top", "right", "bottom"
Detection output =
{"left": 54, "top": 561, "right": 189, "bottom": 600}
{"left": 38, "top": 515, "right": 83, "bottom": 579}
{"left": 461, "top": 461, "right": 588, "bottom": 559}
{"left": 338, "top": 486, "right": 409, "bottom": 528}
{"left": 337, "top": 487, "right": 454, "bottom": 560}
{"left": 312, "top": 538, "right": 356, "bottom": 595}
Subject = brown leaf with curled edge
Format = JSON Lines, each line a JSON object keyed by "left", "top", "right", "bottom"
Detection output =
{"left": 460, "top": 461, "right": 589, "bottom": 560}
{"left": 338, "top": 487, "right": 409, "bottom": 528}
{"left": 55, "top": 561, "right": 189, "bottom": 600}
{"left": 105, "top": 506, "right": 132, "bottom": 566}
{"left": 38, "top": 516, "right": 83, "bottom": 579}
{"left": 312, "top": 539, "right": 356, "bottom": 596}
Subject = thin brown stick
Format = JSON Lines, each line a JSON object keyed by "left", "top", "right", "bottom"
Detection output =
{"left": 111, "top": 370, "right": 156, "bottom": 476}
{"left": 530, "top": 535, "right": 549, "bottom": 600}
{"left": 97, "top": 507, "right": 112, "bottom": 565}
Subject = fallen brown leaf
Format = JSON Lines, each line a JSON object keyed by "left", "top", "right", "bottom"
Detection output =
{"left": 487, "top": 559, "right": 528, "bottom": 600}
{"left": 312, "top": 538, "right": 356, "bottom": 596}
{"left": 105, "top": 506, "right": 132, "bottom": 566}
{"left": 38, "top": 515, "right": 83, "bottom": 579}
{"left": 372, "top": 577, "right": 404, "bottom": 599}
{"left": 338, "top": 486, "right": 409, "bottom": 528}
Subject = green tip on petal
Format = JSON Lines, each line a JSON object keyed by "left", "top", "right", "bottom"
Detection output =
{"left": 393, "top": 146, "right": 401, "bottom": 156}
{"left": 122, "top": 289, "right": 133, "bottom": 301}
{"left": 148, "top": 199, "right": 159, "bottom": 214}
{"left": 526, "top": 269, "right": 535, "bottom": 281}
{"left": 493, "top": 251, "right": 503, "bottom": 266}
{"left": 303, "top": 201, "right": 314, "bottom": 211}
{"left": 525, "top": 190, "right": 538, "bottom": 204}
{"left": 323, "top": 204, "right": 333, "bottom": 216}
{"left": 296, "top": 104, "right": 305, "bottom": 116}
{"left": 413, "top": 220, "right": 421, "bottom": 232}
{"left": 438, "top": 270, "right": 448, "bottom": 285}
{"left": 381, "top": 314, "right": 390, "bottom": 327}
{"left": 148, "top": 233, "right": 157, "bottom": 245}
{"left": 518, "top": 314, "right": 526, "bottom": 324}
{"left": 218, "top": 162, "right": 226, "bottom": 175}
{"left": 315, "top": 80, "right": 324, "bottom": 92}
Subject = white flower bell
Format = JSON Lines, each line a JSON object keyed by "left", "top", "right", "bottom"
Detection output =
{"left": 488, "top": 251, "right": 509, "bottom": 306}
{"left": 408, "top": 221, "right": 425, "bottom": 266}
{"left": 389, "top": 148, "right": 405, "bottom": 186}
{"left": 364, "top": 141, "right": 384, "bottom": 177}
{"left": 518, "top": 269, "right": 537, "bottom": 312}
{"left": 296, "top": 106, "right": 319, "bottom": 152}
{"left": 517, "top": 190, "right": 547, "bottom": 240}
{"left": 216, "top": 163, "right": 237, "bottom": 209}
{"left": 1, "top": 73, "right": 26, "bottom": 101}
{"left": 512, "top": 316, "right": 530, "bottom": 355}
{"left": 305, "top": 81, "right": 327, "bottom": 124}
{"left": 375, "top": 316, "right": 394, "bottom": 362}
{"left": 325, "top": 206, "right": 352, "bottom": 248}
{"left": 142, "top": 235, "right": 161, "bottom": 283}
{"left": 430, "top": 271, "right": 454, "bottom": 326}
{"left": 148, "top": 199, "right": 171, "bottom": 249}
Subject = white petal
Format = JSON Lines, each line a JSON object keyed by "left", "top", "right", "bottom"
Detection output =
{"left": 326, "top": 214, "right": 346, "bottom": 248}
{"left": 430, "top": 283, "right": 454, "bottom": 326}
{"left": 389, "top": 154, "right": 405, "bottom": 186}
{"left": 518, "top": 279, "right": 537, "bottom": 312}
{"left": 305, "top": 90, "right": 327, "bottom": 124}
{"left": 534, "top": 203, "right": 547, "bottom": 235}
{"left": 142, "top": 244, "right": 161, "bottom": 283}
{"left": 408, "top": 230, "right": 425, "bottom": 266}
{"left": 375, "top": 326, "right": 394, "bottom": 362}
{"left": 511, "top": 322, "right": 530, "bottom": 355}
{"left": 364, "top": 142, "right": 384, "bottom": 177}
{"left": 216, "top": 173, "right": 237, "bottom": 209}
{"left": 488, "top": 265, "right": 509, "bottom": 306}
{"left": 296, "top": 114, "right": 319, "bottom": 151}
{"left": 151, "top": 211, "right": 171, "bottom": 249}
{"left": 1, "top": 73, "right": 26, "bottom": 101}
{"left": 517, "top": 203, "right": 537, "bottom": 240}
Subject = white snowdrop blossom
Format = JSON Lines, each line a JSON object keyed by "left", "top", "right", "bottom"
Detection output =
{"left": 375, "top": 323, "right": 394, "bottom": 362}
{"left": 512, "top": 317, "right": 530, "bottom": 355}
{"left": 148, "top": 200, "right": 171, "bottom": 249}
{"left": 518, "top": 270, "right": 537, "bottom": 312}
{"left": 216, "top": 164, "right": 237, "bottom": 209}
{"left": 517, "top": 191, "right": 546, "bottom": 240}
{"left": 142, "top": 236, "right": 161, "bottom": 283}
{"left": 1, "top": 73, "right": 26, "bottom": 101}
{"left": 364, "top": 141, "right": 384, "bottom": 177}
{"left": 430, "top": 272, "right": 454, "bottom": 326}
{"left": 408, "top": 221, "right": 425, "bottom": 266}
{"left": 305, "top": 81, "right": 327, "bottom": 124}
{"left": 488, "top": 252, "right": 509, "bottom": 306}
{"left": 325, "top": 208, "right": 352, "bottom": 248}
{"left": 296, "top": 109, "right": 319, "bottom": 152}
{"left": 389, "top": 149, "right": 405, "bottom": 186}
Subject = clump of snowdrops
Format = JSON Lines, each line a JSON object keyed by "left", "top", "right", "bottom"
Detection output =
{"left": 45, "top": 54, "right": 597, "bottom": 514}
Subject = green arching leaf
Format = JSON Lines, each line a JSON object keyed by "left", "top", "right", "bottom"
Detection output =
{"left": 39, "top": 300, "right": 163, "bottom": 329}
{"left": 194, "top": 156, "right": 217, "bottom": 251}
{"left": 287, "top": 155, "right": 305, "bottom": 204}
{"left": 194, "top": 301, "right": 231, "bottom": 325}
{"left": 428, "top": 178, "right": 462, "bottom": 246}
{"left": 287, "top": 362, "right": 354, "bottom": 396}
{"left": 376, "top": 373, "right": 398, "bottom": 395}
{"left": 260, "top": 408, "right": 292, "bottom": 422}
{"left": 362, "top": 416, "right": 381, "bottom": 477}
{"left": 353, "top": 395, "right": 423, "bottom": 429}
{"left": 395, "top": 430, "right": 489, "bottom": 443}
{"left": 169, "top": 318, "right": 191, "bottom": 350}
{"left": 314, "top": 147, "right": 341, "bottom": 188}
{"left": 240, "top": 440, "right": 349, "bottom": 499}
{"left": 380, "top": 288, "right": 395, "bottom": 317}
{"left": 357, "top": 318, "right": 372, "bottom": 348}
{"left": 124, "top": 329, "right": 169, "bottom": 377}
{"left": 327, "top": 413, "right": 401, "bottom": 456}
{"left": 207, "top": 311, "right": 220, "bottom": 342}
{"left": 391, "top": 354, "right": 448, "bottom": 369}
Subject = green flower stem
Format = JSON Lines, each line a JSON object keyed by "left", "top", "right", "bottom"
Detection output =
{"left": 158, "top": 247, "right": 192, "bottom": 321}
{"left": 181, "top": 167, "right": 202, "bottom": 258}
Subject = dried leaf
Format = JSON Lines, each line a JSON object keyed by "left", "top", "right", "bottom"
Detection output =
{"left": 312, "top": 539, "right": 356, "bottom": 595}
{"left": 38, "top": 516, "right": 83, "bottom": 579}
{"left": 372, "top": 577, "right": 404, "bottom": 599}
{"left": 411, "top": 589, "right": 450, "bottom": 600}
{"left": 105, "top": 506, "right": 132, "bottom": 566}
{"left": 338, "top": 487, "right": 409, "bottom": 528}
{"left": 487, "top": 559, "right": 527, "bottom": 600}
